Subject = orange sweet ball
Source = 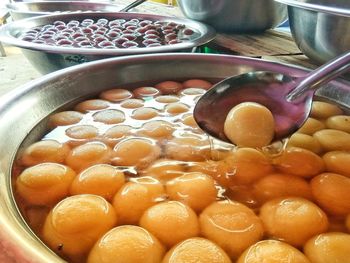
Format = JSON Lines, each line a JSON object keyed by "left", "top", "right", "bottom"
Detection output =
{"left": 112, "top": 137, "right": 161, "bottom": 169}
{"left": 139, "top": 201, "right": 200, "bottom": 248}
{"left": 166, "top": 172, "right": 217, "bottom": 212}
{"left": 48, "top": 111, "right": 84, "bottom": 128}
{"left": 259, "top": 197, "right": 329, "bottom": 247}
{"left": 162, "top": 237, "right": 231, "bottom": 263}
{"left": 112, "top": 178, "right": 165, "bottom": 225}
{"left": 65, "top": 141, "right": 112, "bottom": 172}
{"left": 69, "top": 164, "right": 125, "bottom": 201}
{"left": 42, "top": 194, "right": 117, "bottom": 261}
{"left": 19, "top": 140, "right": 70, "bottom": 166}
{"left": 16, "top": 163, "right": 76, "bottom": 206}
{"left": 141, "top": 159, "right": 186, "bottom": 183}
{"left": 310, "top": 173, "right": 350, "bottom": 216}
{"left": 88, "top": 225, "right": 165, "bottom": 263}
{"left": 182, "top": 79, "right": 212, "bottom": 90}
{"left": 155, "top": 81, "right": 183, "bottom": 94}
{"left": 199, "top": 201, "right": 264, "bottom": 259}
{"left": 237, "top": 240, "right": 310, "bottom": 263}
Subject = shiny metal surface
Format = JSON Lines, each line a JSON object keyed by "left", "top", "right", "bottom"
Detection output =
{"left": 6, "top": 1, "right": 126, "bottom": 21}
{"left": 194, "top": 51, "right": 350, "bottom": 144}
{"left": 275, "top": 0, "right": 350, "bottom": 64}
{"left": 0, "top": 53, "right": 349, "bottom": 262}
{"left": 177, "top": 0, "right": 288, "bottom": 33}
{"left": 0, "top": 12, "right": 215, "bottom": 74}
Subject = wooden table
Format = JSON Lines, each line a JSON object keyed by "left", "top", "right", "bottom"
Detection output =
{"left": 0, "top": 0, "right": 317, "bottom": 97}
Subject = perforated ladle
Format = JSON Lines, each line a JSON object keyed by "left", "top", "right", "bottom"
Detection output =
{"left": 194, "top": 51, "right": 350, "bottom": 143}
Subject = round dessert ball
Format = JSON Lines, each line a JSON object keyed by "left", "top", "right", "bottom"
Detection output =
{"left": 182, "top": 79, "right": 212, "bottom": 90}
{"left": 225, "top": 148, "right": 274, "bottom": 185}
{"left": 199, "top": 201, "right": 264, "bottom": 259}
{"left": 310, "top": 101, "right": 343, "bottom": 119}
{"left": 65, "top": 141, "right": 112, "bottom": 172}
{"left": 74, "top": 99, "right": 110, "bottom": 112}
{"left": 165, "top": 134, "right": 211, "bottom": 162}
{"left": 323, "top": 151, "right": 350, "bottom": 177}
{"left": 99, "top": 88, "right": 133, "bottom": 102}
{"left": 297, "top": 117, "right": 326, "bottom": 135}
{"left": 43, "top": 194, "right": 117, "bottom": 261}
{"left": 16, "top": 163, "right": 76, "bottom": 206}
{"left": 87, "top": 225, "right": 165, "bottom": 263}
{"left": 274, "top": 147, "right": 325, "bottom": 178}
{"left": 140, "top": 159, "right": 186, "bottom": 183}
{"left": 224, "top": 102, "right": 275, "bottom": 148}
{"left": 162, "top": 237, "right": 232, "bottom": 263}
{"left": 155, "top": 81, "right": 183, "bottom": 94}
{"left": 259, "top": 197, "right": 329, "bottom": 247}
{"left": 20, "top": 140, "right": 70, "bottom": 166}
{"left": 48, "top": 111, "right": 84, "bottom": 128}
{"left": 237, "top": 240, "right": 310, "bottom": 263}
{"left": 138, "top": 120, "right": 174, "bottom": 139}
{"left": 112, "top": 178, "right": 165, "bottom": 225}
{"left": 252, "top": 173, "right": 312, "bottom": 204}
{"left": 310, "top": 172, "right": 350, "bottom": 216}
{"left": 69, "top": 164, "right": 125, "bottom": 201}
{"left": 112, "top": 137, "right": 161, "bottom": 169}
{"left": 19, "top": 140, "right": 70, "bottom": 166}
{"left": 139, "top": 201, "right": 200, "bottom": 247}
{"left": 304, "top": 232, "right": 350, "bottom": 263}
{"left": 166, "top": 172, "right": 217, "bottom": 212}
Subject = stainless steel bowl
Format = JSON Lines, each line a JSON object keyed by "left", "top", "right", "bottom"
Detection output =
{"left": 274, "top": 0, "right": 350, "bottom": 64}
{"left": 0, "top": 12, "right": 215, "bottom": 74}
{"left": 0, "top": 53, "right": 349, "bottom": 262}
{"left": 6, "top": 1, "right": 125, "bottom": 21}
{"left": 177, "top": 0, "right": 288, "bottom": 33}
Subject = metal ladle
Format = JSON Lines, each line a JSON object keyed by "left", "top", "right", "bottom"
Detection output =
{"left": 194, "top": 51, "right": 350, "bottom": 144}
{"left": 119, "top": 0, "right": 148, "bottom": 12}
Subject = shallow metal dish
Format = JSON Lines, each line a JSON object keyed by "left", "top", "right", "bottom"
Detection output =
{"left": 0, "top": 53, "right": 350, "bottom": 262}
{"left": 0, "top": 12, "right": 215, "bottom": 74}
{"left": 177, "top": 0, "right": 288, "bottom": 33}
{"left": 274, "top": 0, "right": 350, "bottom": 64}
{"left": 6, "top": 1, "right": 125, "bottom": 21}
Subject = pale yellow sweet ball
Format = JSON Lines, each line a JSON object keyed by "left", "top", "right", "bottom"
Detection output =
{"left": 259, "top": 197, "right": 329, "bottom": 247}
{"left": 166, "top": 172, "right": 217, "bottom": 212}
{"left": 224, "top": 102, "right": 275, "bottom": 148}
{"left": 88, "top": 225, "right": 165, "bottom": 263}
{"left": 162, "top": 237, "right": 232, "bottom": 263}
{"left": 304, "top": 232, "right": 350, "bottom": 263}
{"left": 237, "top": 240, "right": 310, "bottom": 263}
{"left": 139, "top": 201, "right": 200, "bottom": 248}
{"left": 69, "top": 164, "right": 125, "bottom": 201}
{"left": 42, "top": 194, "right": 117, "bottom": 261}
{"left": 16, "top": 162, "right": 76, "bottom": 206}
{"left": 199, "top": 200, "right": 264, "bottom": 259}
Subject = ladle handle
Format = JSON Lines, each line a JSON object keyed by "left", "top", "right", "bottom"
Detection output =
{"left": 287, "top": 51, "right": 350, "bottom": 101}
{"left": 119, "top": 0, "right": 148, "bottom": 12}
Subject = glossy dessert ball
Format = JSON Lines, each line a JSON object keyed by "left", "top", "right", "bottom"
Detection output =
{"left": 139, "top": 201, "right": 200, "bottom": 247}
{"left": 43, "top": 194, "right": 117, "bottom": 261}
{"left": 112, "top": 137, "right": 161, "bottom": 168}
{"left": 304, "top": 232, "right": 350, "bottom": 263}
{"left": 166, "top": 172, "right": 217, "bottom": 212}
{"left": 19, "top": 140, "right": 70, "bottom": 166}
{"left": 326, "top": 115, "right": 350, "bottom": 133}
{"left": 199, "top": 201, "right": 264, "bottom": 259}
{"left": 74, "top": 99, "right": 110, "bottom": 112}
{"left": 69, "top": 164, "right": 125, "bottom": 201}
{"left": 65, "top": 141, "right": 112, "bottom": 172}
{"left": 162, "top": 237, "right": 231, "bottom": 263}
{"left": 297, "top": 117, "right": 325, "bottom": 135}
{"left": 274, "top": 147, "right": 325, "bottom": 178}
{"left": 310, "top": 173, "right": 350, "bottom": 216}
{"left": 16, "top": 163, "right": 76, "bottom": 205}
{"left": 253, "top": 173, "right": 312, "bottom": 204}
{"left": 287, "top": 133, "right": 322, "bottom": 154}
{"left": 237, "top": 240, "right": 310, "bottom": 263}
{"left": 310, "top": 101, "right": 343, "bottom": 119}
{"left": 313, "top": 129, "right": 350, "bottom": 151}
{"left": 259, "top": 197, "right": 329, "bottom": 247}
{"left": 112, "top": 178, "right": 165, "bottom": 225}
{"left": 141, "top": 159, "right": 186, "bottom": 183}
{"left": 48, "top": 111, "right": 84, "bottom": 128}
{"left": 88, "top": 225, "right": 165, "bottom": 263}
{"left": 224, "top": 102, "right": 275, "bottom": 148}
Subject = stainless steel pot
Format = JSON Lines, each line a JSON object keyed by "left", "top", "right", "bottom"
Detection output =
{"left": 0, "top": 53, "right": 349, "bottom": 262}
{"left": 274, "top": 0, "right": 350, "bottom": 64}
{"left": 177, "top": 0, "right": 288, "bottom": 33}
{"left": 0, "top": 12, "right": 215, "bottom": 74}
